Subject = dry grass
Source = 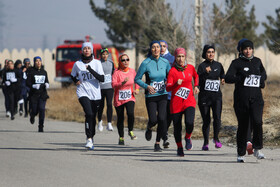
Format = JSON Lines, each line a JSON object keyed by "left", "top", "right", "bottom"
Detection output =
{"left": 46, "top": 76, "right": 280, "bottom": 147}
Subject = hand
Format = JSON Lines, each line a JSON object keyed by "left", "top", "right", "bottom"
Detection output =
{"left": 177, "top": 79, "right": 183, "bottom": 85}
{"left": 221, "top": 79, "right": 225, "bottom": 85}
{"left": 85, "top": 65, "right": 88, "bottom": 69}
{"left": 122, "top": 77, "right": 129, "bottom": 85}
{"left": 32, "top": 84, "right": 41, "bottom": 90}
{"left": 10, "top": 78, "right": 17, "bottom": 83}
{"left": 194, "top": 86, "right": 200, "bottom": 94}
{"left": 133, "top": 89, "right": 139, "bottom": 95}
{"left": 5, "top": 81, "right": 11, "bottom": 86}
{"left": 76, "top": 81, "right": 81, "bottom": 86}
{"left": 147, "top": 85, "right": 155, "bottom": 94}
{"left": 22, "top": 68, "right": 27, "bottom": 72}
{"left": 45, "top": 83, "right": 50, "bottom": 89}
{"left": 206, "top": 66, "right": 211, "bottom": 73}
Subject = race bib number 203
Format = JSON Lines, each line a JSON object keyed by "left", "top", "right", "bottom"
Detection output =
{"left": 204, "top": 79, "right": 220, "bottom": 92}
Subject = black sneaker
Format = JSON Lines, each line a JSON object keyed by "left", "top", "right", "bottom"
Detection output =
{"left": 24, "top": 113, "right": 28, "bottom": 118}
{"left": 154, "top": 144, "right": 162, "bottom": 152}
{"left": 185, "top": 137, "right": 193, "bottom": 150}
{"left": 118, "top": 137, "right": 125, "bottom": 145}
{"left": 38, "top": 127, "right": 44, "bottom": 132}
{"left": 145, "top": 128, "right": 152, "bottom": 141}
{"left": 177, "top": 147, "right": 184, "bottom": 157}
{"left": 30, "top": 116, "right": 35, "bottom": 124}
{"left": 11, "top": 116, "right": 15, "bottom": 120}
{"left": 163, "top": 140, "right": 170, "bottom": 149}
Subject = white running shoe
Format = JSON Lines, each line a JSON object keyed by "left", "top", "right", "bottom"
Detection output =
{"left": 6, "top": 111, "right": 11, "bottom": 118}
{"left": 85, "top": 138, "right": 93, "bottom": 149}
{"left": 98, "top": 120, "right": 103, "bottom": 132}
{"left": 254, "top": 149, "right": 265, "bottom": 159}
{"left": 237, "top": 156, "right": 245, "bottom": 163}
{"left": 107, "top": 122, "right": 114, "bottom": 131}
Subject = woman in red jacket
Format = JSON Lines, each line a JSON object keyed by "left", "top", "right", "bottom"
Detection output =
{"left": 166, "top": 48, "right": 199, "bottom": 156}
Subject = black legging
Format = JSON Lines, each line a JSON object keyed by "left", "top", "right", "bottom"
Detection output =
{"left": 97, "top": 88, "right": 113, "bottom": 123}
{"left": 8, "top": 90, "right": 17, "bottom": 117}
{"left": 79, "top": 97, "right": 101, "bottom": 139}
{"left": 30, "top": 97, "right": 46, "bottom": 127}
{"left": 199, "top": 99, "right": 222, "bottom": 145}
{"left": 115, "top": 101, "right": 135, "bottom": 137}
{"left": 2, "top": 86, "right": 10, "bottom": 112}
{"left": 146, "top": 95, "right": 167, "bottom": 142}
{"left": 172, "top": 107, "right": 195, "bottom": 143}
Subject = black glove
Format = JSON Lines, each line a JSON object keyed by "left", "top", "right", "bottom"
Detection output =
{"left": 40, "top": 84, "right": 46, "bottom": 89}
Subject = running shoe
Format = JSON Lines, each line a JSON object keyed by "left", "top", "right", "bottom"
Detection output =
{"left": 19, "top": 110, "right": 23, "bottom": 116}
{"left": 163, "top": 140, "right": 170, "bottom": 149}
{"left": 38, "top": 126, "right": 44, "bottom": 132}
{"left": 177, "top": 147, "right": 184, "bottom": 157}
{"left": 128, "top": 131, "right": 137, "bottom": 140}
{"left": 119, "top": 137, "right": 125, "bottom": 145}
{"left": 85, "top": 138, "right": 94, "bottom": 149}
{"left": 237, "top": 156, "right": 245, "bottom": 163}
{"left": 24, "top": 113, "right": 28, "bottom": 118}
{"left": 6, "top": 111, "right": 11, "bottom": 118}
{"left": 154, "top": 144, "right": 162, "bottom": 152}
{"left": 98, "top": 120, "right": 103, "bottom": 131}
{"left": 253, "top": 149, "right": 265, "bottom": 159}
{"left": 185, "top": 138, "right": 192, "bottom": 150}
{"left": 106, "top": 122, "right": 114, "bottom": 131}
{"left": 213, "top": 139, "right": 222, "bottom": 148}
{"left": 246, "top": 141, "right": 254, "bottom": 155}
{"left": 145, "top": 128, "right": 152, "bottom": 141}
{"left": 202, "top": 144, "right": 209, "bottom": 151}
{"left": 11, "top": 116, "right": 15, "bottom": 120}
{"left": 30, "top": 115, "right": 35, "bottom": 124}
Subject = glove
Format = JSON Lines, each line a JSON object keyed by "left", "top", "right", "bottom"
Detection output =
{"left": 32, "top": 84, "right": 41, "bottom": 90}
{"left": 5, "top": 81, "right": 11, "bottom": 86}
{"left": 45, "top": 83, "right": 49, "bottom": 89}
{"left": 10, "top": 78, "right": 17, "bottom": 83}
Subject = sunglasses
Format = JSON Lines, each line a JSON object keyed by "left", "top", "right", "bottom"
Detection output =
{"left": 100, "top": 48, "right": 109, "bottom": 53}
{"left": 121, "top": 58, "right": 129, "bottom": 62}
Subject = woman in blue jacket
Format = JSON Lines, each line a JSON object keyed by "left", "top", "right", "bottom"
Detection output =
{"left": 135, "top": 41, "right": 171, "bottom": 152}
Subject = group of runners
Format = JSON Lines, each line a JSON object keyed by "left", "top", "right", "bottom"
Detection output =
{"left": 69, "top": 38, "right": 266, "bottom": 163}
{"left": 1, "top": 38, "right": 266, "bottom": 163}
{"left": 0, "top": 57, "right": 49, "bottom": 132}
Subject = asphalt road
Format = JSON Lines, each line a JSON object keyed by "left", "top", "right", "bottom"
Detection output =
{"left": 0, "top": 93, "right": 280, "bottom": 187}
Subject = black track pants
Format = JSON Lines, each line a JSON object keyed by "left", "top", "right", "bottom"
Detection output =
{"left": 115, "top": 101, "right": 135, "bottom": 137}
{"left": 98, "top": 88, "right": 113, "bottom": 123}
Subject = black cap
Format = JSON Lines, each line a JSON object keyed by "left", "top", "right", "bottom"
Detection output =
{"left": 202, "top": 45, "right": 215, "bottom": 59}
{"left": 240, "top": 40, "right": 254, "bottom": 51}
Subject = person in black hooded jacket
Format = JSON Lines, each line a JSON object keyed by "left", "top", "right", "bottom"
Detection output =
{"left": 225, "top": 40, "right": 267, "bottom": 162}
{"left": 27, "top": 56, "right": 49, "bottom": 132}
{"left": 197, "top": 45, "right": 225, "bottom": 151}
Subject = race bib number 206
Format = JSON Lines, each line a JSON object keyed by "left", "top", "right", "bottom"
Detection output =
{"left": 244, "top": 75, "right": 261, "bottom": 87}
{"left": 175, "top": 87, "right": 190, "bottom": 99}
{"left": 119, "top": 90, "right": 132, "bottom": 100}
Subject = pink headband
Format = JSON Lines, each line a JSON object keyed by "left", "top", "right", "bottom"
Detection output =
{"left": 174, "top": 48, "right": 186, "bottom": 57}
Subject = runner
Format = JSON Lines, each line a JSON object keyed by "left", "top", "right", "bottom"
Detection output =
{"left": 21, "top": 58, "right": 31, "bottom": 117}
{"left": 1, "top": 59, "right": 11, "bottom": 117}
{"left": 97, "top": 48, "right": 114, "bottom": 132}
{"left": 112, "top": 54, "right": 139, "bottom": 145}
{"left": 27, "top": 56, "right": 49, "bottom": 132}
{"left": 2, "top": 60, "right": 22, "bottom": 120}
{"left": 160, "top": 40, "right": 175, "bottom": 148}
{"left": 197, "top": 45, "right": 225, "bottom": 151}
{"left": 225, "top": 40, "right": 267, "bottom": 162}
{"left": 166, "top": 48, "right": 199, "bottom": 157}
{"left": 71, "top": 42, "right": 104, "bottom": 149}
{"left": 135, "top": 41, "right": 171, "bottom": 152}
{"left": 14, "top": 60, "right": 24, "bottom": 116}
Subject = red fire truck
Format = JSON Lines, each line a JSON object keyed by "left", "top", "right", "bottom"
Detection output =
{"left": 54, "top": 36, "right": 119, "bottom": 87}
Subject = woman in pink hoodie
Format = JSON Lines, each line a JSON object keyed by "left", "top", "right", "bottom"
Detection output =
{"left": 112, "top": 54, "right": 140, "bottom": 145}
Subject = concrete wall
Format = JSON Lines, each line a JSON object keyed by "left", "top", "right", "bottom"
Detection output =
{"left": 1, "top": 46, "right": 279, "bottom": 88}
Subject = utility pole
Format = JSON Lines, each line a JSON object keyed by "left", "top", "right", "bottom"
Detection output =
{"left": 194, "top": 0, "right": 203, "bottom": 68}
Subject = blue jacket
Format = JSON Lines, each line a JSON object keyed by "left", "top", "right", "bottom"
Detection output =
{"left": 135, "top": 56, "right": 171, "bottom": 97}
{"left": 161, "top": 53, "right": 175, "bottom": 100}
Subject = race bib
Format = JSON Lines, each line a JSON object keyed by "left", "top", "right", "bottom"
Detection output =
{"left": 152, "top": 81, "right": 165, "bottom": 92}
{"left": 204, "top": 79, "right": 220, "bottom": 92}
{"left": 34, "top": 75, "right": 46, "bottom": 84}
{"left": 175, "top": 87, "right": 190, "bottom": 99}
{"left": 102, "top": 74, "right": 112, "bottom": 84}
{"left": 6, "top": 72, "right": 15, "bottom": 80}
{"left": 244, "top": 75, "right": 261, "bottom": 87}
{"left": 81, "top": 71, "right": 94, "bottom": 81}
{"left": 119, "top": 89, "right": 132, "bottom": 100}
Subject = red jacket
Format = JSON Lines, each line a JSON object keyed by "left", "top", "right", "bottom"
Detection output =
{"left": 166, "top": 64, "right": 199, "bottom": 114}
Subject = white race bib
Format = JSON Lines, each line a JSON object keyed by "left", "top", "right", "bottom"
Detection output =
{"left": 204, "top": 79, "right": 220, "bottom": 92}
{"left": 152, "top": 81, "right": 165, "bottom": 92}
{"left": 102, "top": 74, "right": 112, "bottom": 84}
{"left": 175, "top": 87, "right": 190, "bottom": 99}
{"left": 244, "top": 75, "right": 261, "bottom": 87}
{"left": 6, "top": 72, "right": 15, "bottom": 80}
{"left": 34, "top": 75, "right": 46, "bottom": 84}
{"left": 119, "top": 89, "right": 132, "bottom": 100}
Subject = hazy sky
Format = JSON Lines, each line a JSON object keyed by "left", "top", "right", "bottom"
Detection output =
{"left": 1, "top": 0, "right": 279, "bottom": 50}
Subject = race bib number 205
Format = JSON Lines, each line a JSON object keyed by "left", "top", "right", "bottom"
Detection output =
{"left": 244, "top": 75, "right": 261, "bottom": 87}
{"left": 175, "top": 87, "right": 190, "bottom": 99}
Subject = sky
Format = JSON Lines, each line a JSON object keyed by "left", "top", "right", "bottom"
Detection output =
{"left": 0, "top": 0, "right": 279, "bottom": 50}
